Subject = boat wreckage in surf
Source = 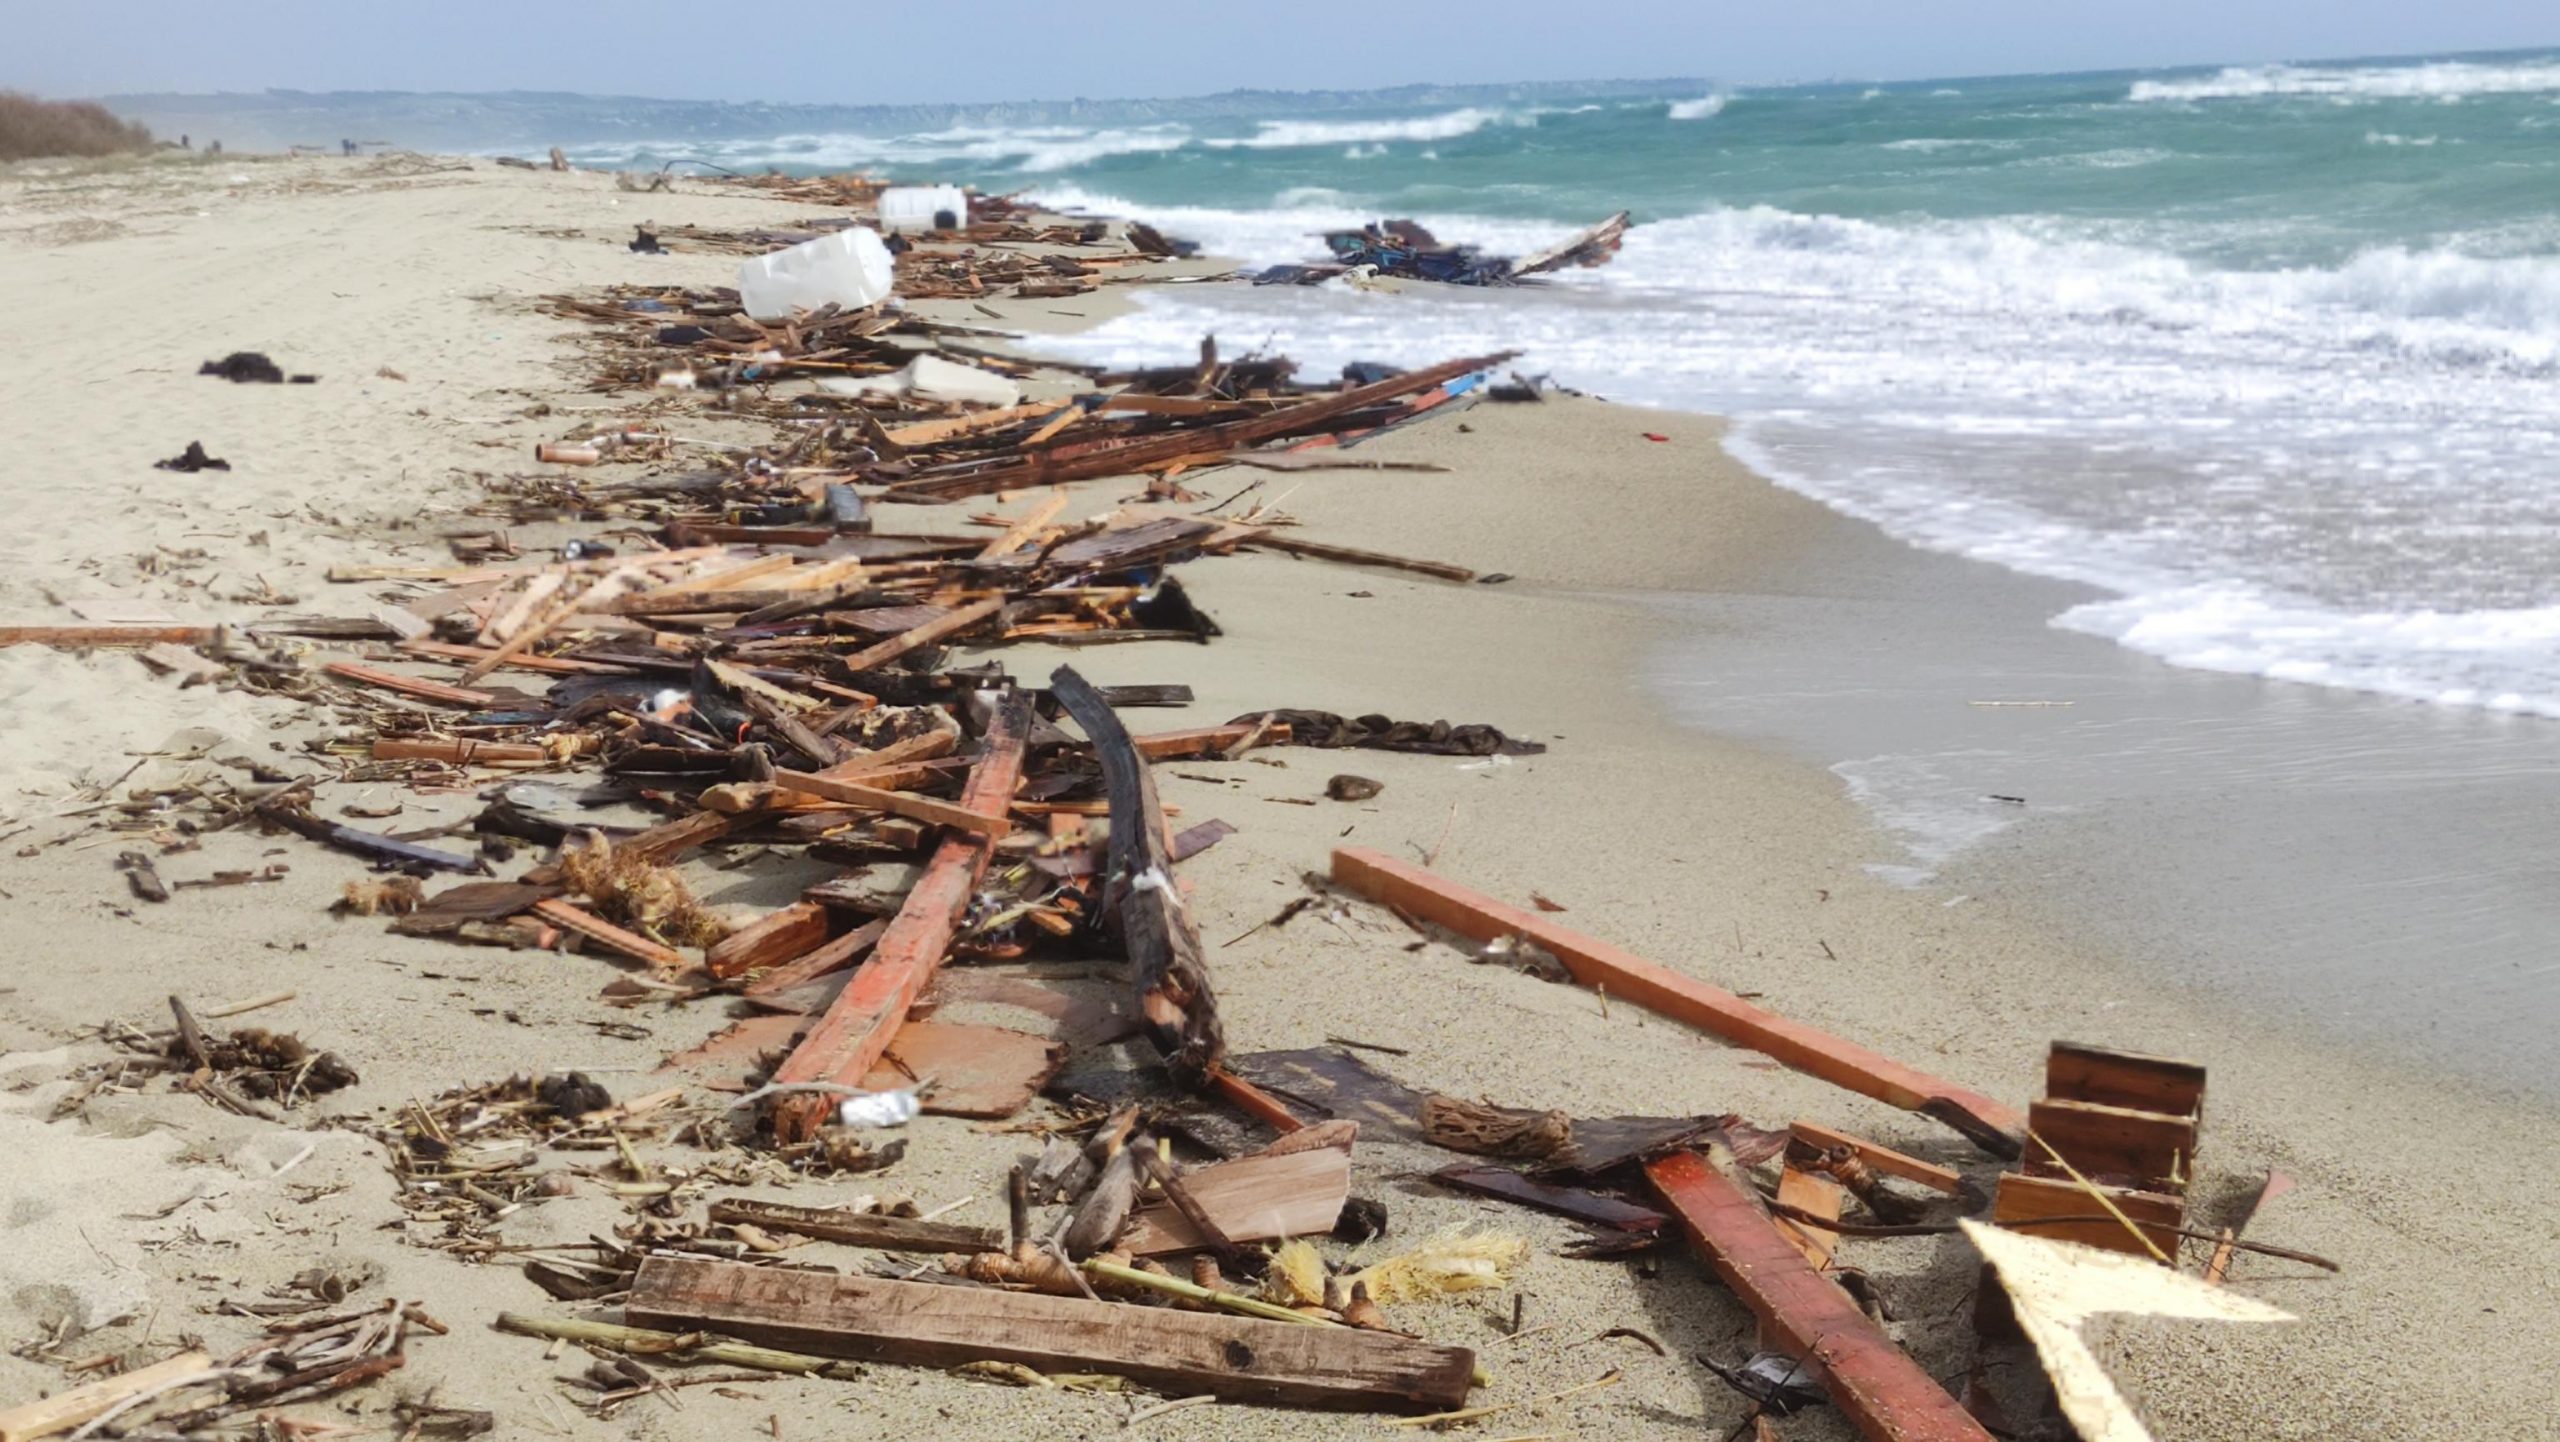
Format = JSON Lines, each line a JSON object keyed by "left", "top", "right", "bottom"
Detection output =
{"left": 1253, "top": 210, "right": 1631, "bottom": 287}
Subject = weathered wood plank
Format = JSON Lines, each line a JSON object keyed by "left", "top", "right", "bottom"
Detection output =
{"left": 766, "top": 691, "right": 1032, "bottom": 1142}
{"left": 1645, "top": 1151, "right": 1991, "bottom": 1442}
{"left": 1332, "top": 848, "right": 2023, "bottom": 1159}
{"left": 706, "top": 1198, "right": 1001, "bottom": 1254}
{"left": 625, "top": 1257, "right": 1475, "bottom": 1411}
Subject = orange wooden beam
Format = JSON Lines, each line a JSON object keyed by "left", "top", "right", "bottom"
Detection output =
{"left": 1330, "top": 847, "right": 2023, "bottom": 1158}
{"left": 767, "top": 691, "right": 1032, "bottom": 1143}
{"left": 1645, "top": 1151, "right": 1991, "bottom": 1442}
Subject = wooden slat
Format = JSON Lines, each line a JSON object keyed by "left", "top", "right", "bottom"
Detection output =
{"left": 1243, "top": 532, "right": 1476, "bottom": 584}
{"left": 706, "top": 1198, "right": 1001, "bottom": 1254}
{"left": 767, "top": 690, "right": 1032, "bottom": 1143}
{"left": 0, "top": 624, "right": 217, "bottom": 648}
{"left": 1989, "top": 1172, "right": 2184, "bottom": 1258}
{"left": 1645, "top": 1151, "right": 1991, "bottom": 1442}
{"left": 1789, "top": 1121, "right": 1964, "bottom": 1197}
{"left": 1774, "top": 1165, "right": 1846, "bottom": 1269}
{"left": 743, "top": 918, "right": 887, "bottom": 996}
{"left": 707, "top": 902, "right": 834, "bottom": 981}
{"left": 1130, "top": 721, "right": 1292, "bottom": 761}
{"left": 2024, "top": 1099, "right": 2196, "bottom": 1195}
{"left": 398, "top": 639, "right": 637, "bottom": 675}
{"left": 977, "top": 488, "right": 1070, "bottom": 560}
{"left": 2045, "top": 1042, "right": 2206, "bottom": 1119}
{"left": 532, "top": 898, "right": 686, "bottom": 970}
{"left": 0, "top": 1349, "right": 214, "bottom": 1442}
{"left": 768, "top": 771, "right": 1009, "bottom": 838}
{"left": 1333, "top": 848, "right": 2024, "bottom": 1158}
{"left": 882, "top": 401, "right": 1063, "bottom": 448}
{"left": 626, "top": 1257, "right": 1474, "bottom": 1411}
{"left": 838, "top": 596, "right": 1003, "bottom": 673}
{"left": 322, "top": 661, "right": 496, "bottom": 706}
{"left": 372, "top": 737, "right": 554, "bottom": 766}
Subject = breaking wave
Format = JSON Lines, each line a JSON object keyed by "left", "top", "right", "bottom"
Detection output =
{"left": 2129, "top": 58, "right": 2560, "bottom": 103}
{"left": 1204, "top": 107, "right": 1520, "bottom": 150}
{"left": 1666, "top": 95, "right": 1727, "bottom": 120}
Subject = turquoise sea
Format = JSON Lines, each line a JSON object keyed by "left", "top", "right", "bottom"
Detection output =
{"left": 557, "top": 50, "right": 2560, "bottom": 715}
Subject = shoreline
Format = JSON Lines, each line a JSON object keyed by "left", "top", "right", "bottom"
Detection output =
{"left": 0, "top": 154, "right": 2552, "bottom": 1438}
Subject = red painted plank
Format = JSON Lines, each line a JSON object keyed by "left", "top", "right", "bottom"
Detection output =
{"left": 1645, "top": 1151, "right": 1991, "bottom": 1442}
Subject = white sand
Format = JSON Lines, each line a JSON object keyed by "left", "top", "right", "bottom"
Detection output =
{"left": 0, "top": 154, "right": 2551, "bottom": 1441}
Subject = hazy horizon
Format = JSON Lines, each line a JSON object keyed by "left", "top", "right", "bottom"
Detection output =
{"left": 10, "top": 1, "right": 2556, "bottom": 106}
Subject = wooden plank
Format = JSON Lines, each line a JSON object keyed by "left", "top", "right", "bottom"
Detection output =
{"left": 1243, "top": 532, "right": 1476, "bottom": 584}
{"left": 532, "top": 898, "right": 686, "bottom": 970}
{"left": 1051, "top": 666, "right": 1223, "bottom": 1081}
{"left": 2045, "top": 1042, "right": 2206, "bottom": 1119}
{"left": 1334, "top": 848, "right": 2024, "bottom": 1159}
{"left": 398, "top": 639, "right": 637, "bottom": 674}
{"left": 626, "top": 1257, "right": 1473, "bottom": 1411}
{"left": 1131, "top": 721, "right": 1292, "bottom": 762}
{"left": 744, "top": 918, "right": 887, "bottom": 996}
{"left": 767, "top": 690, "right": 1033, "bottom": 1143}
{"left": 2023, "top": 1099, "right": 2196, "bottom": 1195}
{"left": 860, "top": 1020, "right": 1060, "bottom": 1118}
{"left": 372, "top": 737, "right": 555, "bottom": 766}
{"left": 977, "top": 488, "right": 1070, "bottom": 560}
{"left": 1119, "top": 1149, "right": 1351, "bottom": 1255}
{"left": 1989, "top": 1172, "right": 2184, "bottom": 1259}
{"left": 1774, "top": 1166, "right": 1846, "bottom": 1269}
{"left": 882, "top": 401, "right": 1063, "bottom": 448}
{"left": 0, "top": 624, "right": 217, "bottom": 648}
{"left": 837, "top": 596, "right": 1004, "bottom": 673}
{"left": 706, "top": 1198, "right": 1001, "bottom": 1254}
{"left": 1645, "top": 1151, "right": 1991, "bottom": 1442}
{"left": 322, "top": 661, "right": 496, "bottom": 706}
{"left": 707, "top": 902, "right": 834, "bottom": 981}
{"left": 1788, "top": 1121, "right": 1964, "bottom": 1197}
{"left": 769, "top": 771, "right": 1009, "bottom": 838}
{"left": 620, "top": 809, "right": 740, "bottom": 866}
{"left": 0, "top": 1349, "right": 215, "bottom": 1442}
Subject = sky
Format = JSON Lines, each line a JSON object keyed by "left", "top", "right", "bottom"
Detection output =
{"left": 9, "top": 0, "right": 2555, "bottom": 103}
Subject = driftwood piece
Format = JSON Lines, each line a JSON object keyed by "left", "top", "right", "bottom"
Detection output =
{"left": 767, "top": 689, "right": 1032, "bottom": 1142}
{"left": 0, "top": 1349, "right": 213, "bottom": 1442}
{"left": 707, "top": 1198, "right": 1002, "bottom": 1253}
{"left": 1645, "top": 1151, "right": 1992, "bottom": 1442}
{"left": 1050, "top": 665, "right": 1223, "bottom": 1083}
{"left": 257, "top": 802, "right": 484, "bottom": 874}
{"left": 626, "top": 1256, "right": 1475, "bottom": 1411}
{"left": 1331, "top": 848, "right": 2024, "bottom": 1159}
{"left": 1430, "top": 1164, "right": 1667, "bottom": 1236}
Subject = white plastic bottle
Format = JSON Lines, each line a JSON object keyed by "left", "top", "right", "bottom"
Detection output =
{"left": 737, "top": 227, "right": 895, "bottom": 321}
{"left": 876, "top": 185, "right": 969, "bottom": 235}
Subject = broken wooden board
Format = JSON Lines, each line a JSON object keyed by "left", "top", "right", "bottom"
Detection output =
{"left": 1119, "top": 1147, "right": 1351, "bottom": 1255}
{"left": 706, "top": 901, "right": 833, "bottom": 980}
{"left": 766, "top": 689, "right": 1032, "bottom": 1142}
{"left": 706, "top": 1198, "right": 1001, "bottom": 1254}
{"left": 2046, "top": 1042, "right": 2206, "bottom": 1120}
{"left": 1645, "top": 1151, "right": 1992, "bottom": 1442}
{"left": 860, "top": 1019, "right": 1062, "bottom": 1119}
{"left": 1331, "top": 848, "right": 2024, "bottom": 1159}
{"left": 626, "top": 1256, "right": 1475, "bottom": 1411}
{"left": 2024, "top": 1098, "right": 2194, "bottom": 1196}
{"left": 1788, "top": 1121, "right": 1965, "bottom": 1198}
{"left": 0, "top": 1349, "right": 215, "bottom": 1442}
{"left": 1989, "top": 1173, "right": 2185, "bottom": 1259}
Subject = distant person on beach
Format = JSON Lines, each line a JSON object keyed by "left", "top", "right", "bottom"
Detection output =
{"left": 342, "top": 138, "right": 356, "bottom": 157}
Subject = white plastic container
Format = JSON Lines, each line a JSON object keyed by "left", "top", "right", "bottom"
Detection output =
{"left": 876, "top": 185, "right": 969, "bottom": 235}
{"left": 737, "top": 227, "right": 894, "bottom": 321}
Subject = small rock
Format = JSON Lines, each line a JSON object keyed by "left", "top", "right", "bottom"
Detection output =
{"left": 1325, "top": 774, "right": 1383, "bottom": 802}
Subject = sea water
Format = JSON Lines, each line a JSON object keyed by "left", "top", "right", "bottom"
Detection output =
{"left": 563, "top": 49, "right": 2560, "bottom": 720}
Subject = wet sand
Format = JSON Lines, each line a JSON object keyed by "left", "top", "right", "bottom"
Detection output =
{"left": 0, "top": 153, "right": 2550, "bottom": 1441}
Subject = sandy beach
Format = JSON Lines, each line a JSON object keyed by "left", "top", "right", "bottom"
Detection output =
{"left": 1, "top": 152, "right": 2554, "bottom": 1441}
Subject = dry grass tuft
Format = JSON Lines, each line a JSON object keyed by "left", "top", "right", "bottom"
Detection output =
{"left": 559, "top": 830, "right": 728, "bottom": 947}
{"left": 0, "top": 92, "right": 154, "bottom": 163}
